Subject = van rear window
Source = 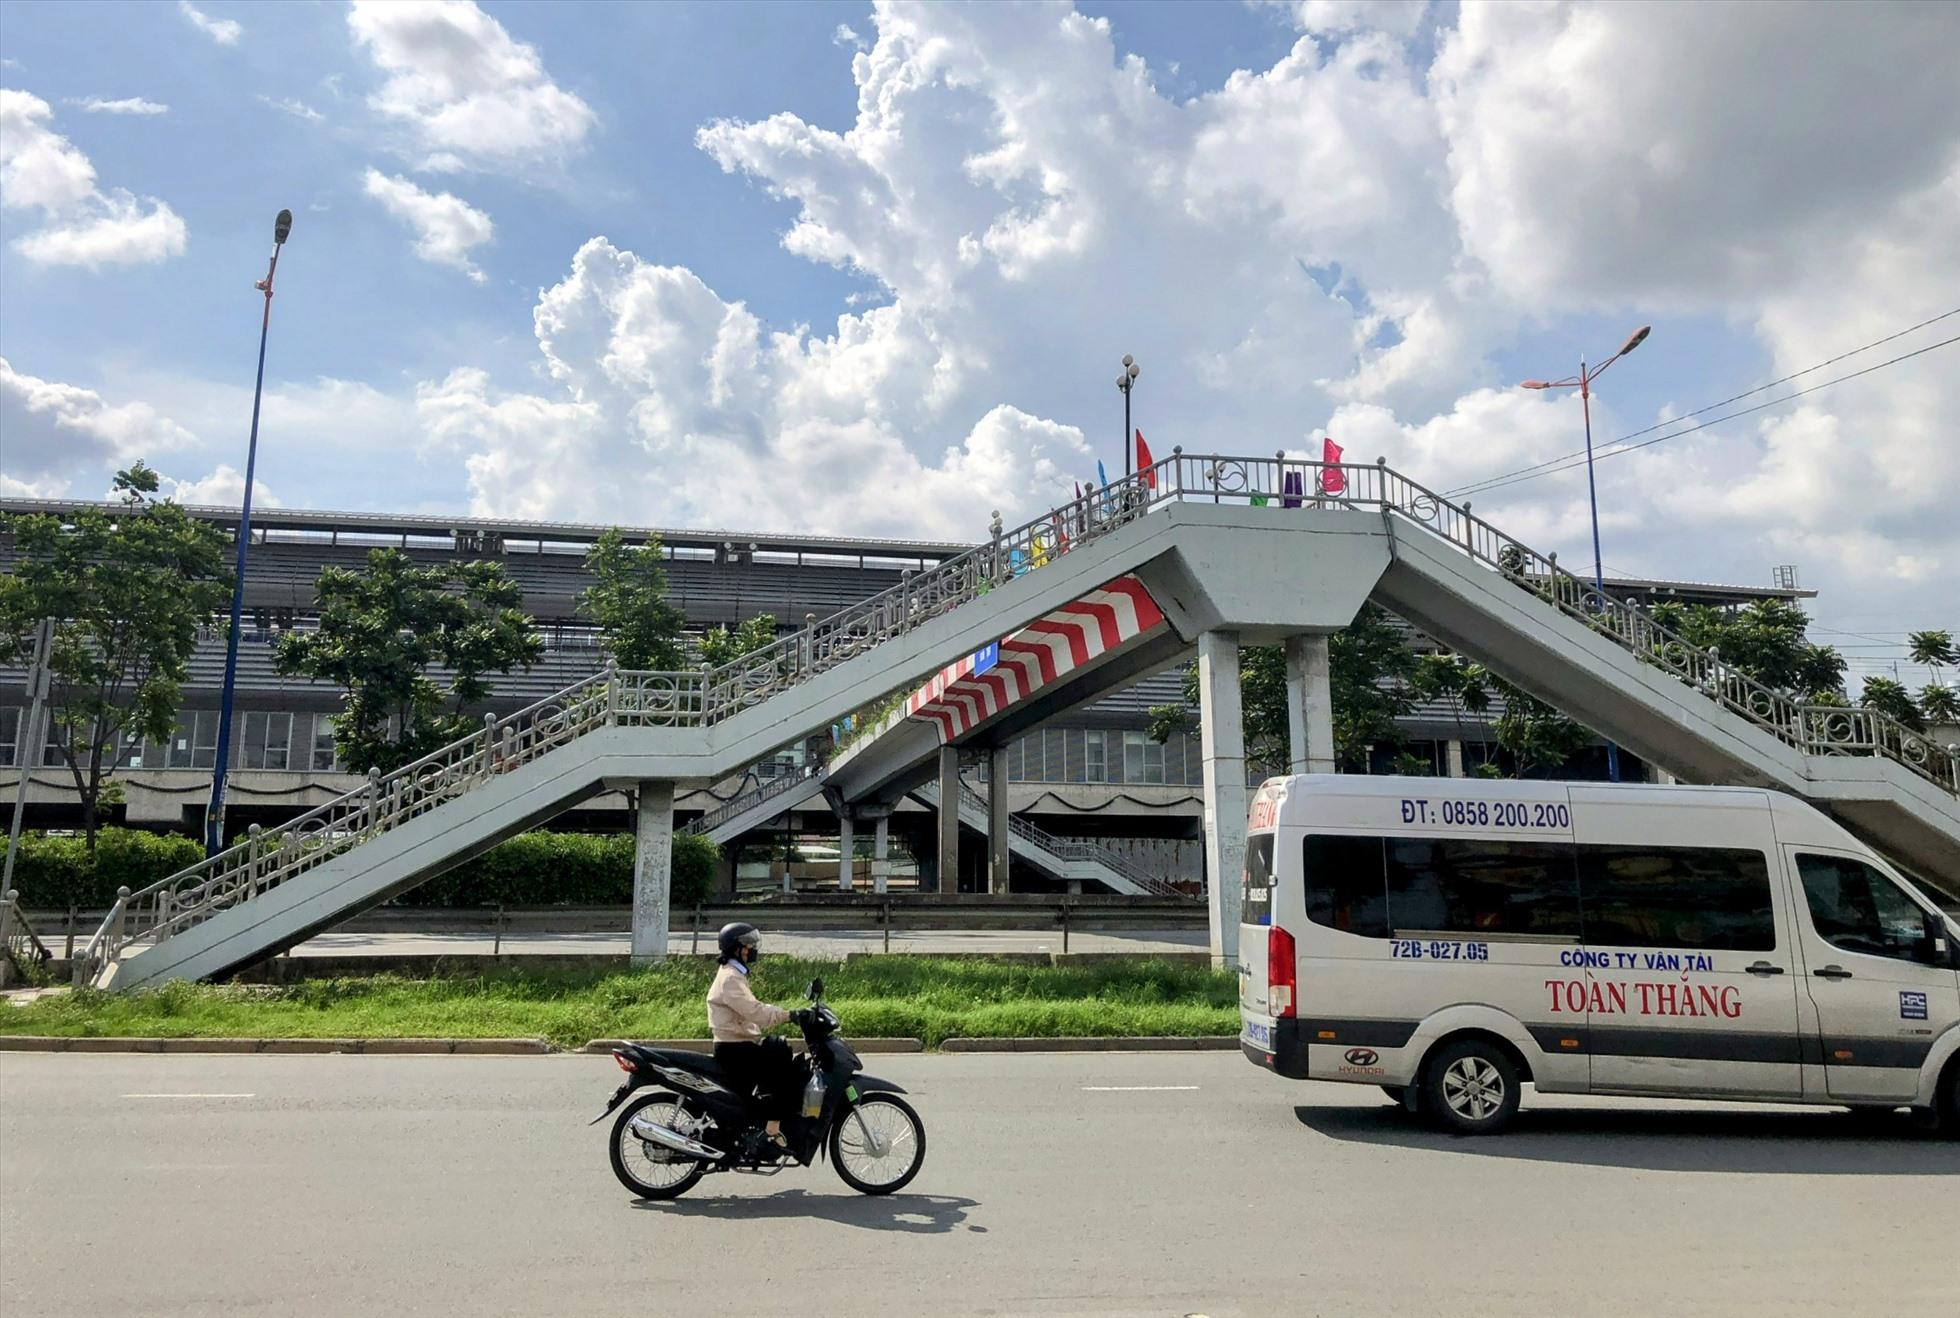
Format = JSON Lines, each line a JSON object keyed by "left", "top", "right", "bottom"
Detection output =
{"left": 1241, "top": 834, "right": 1276, "bottom": 926}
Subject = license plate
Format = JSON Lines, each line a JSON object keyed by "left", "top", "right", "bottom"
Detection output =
{"left": 1243, "top": 1021, "right": 1272, "bottom": 1050}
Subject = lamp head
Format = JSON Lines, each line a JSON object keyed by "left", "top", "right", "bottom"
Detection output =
{"left": 1121, "top": 354, "right": 1134, "bottom": 368}
{"left": 1117, "top": 372, "right": 1130, "bottom": 389}
{"left": 1618, "top": 325, "right": 1650, "bottom": 356}
{"left": 1519, "top": 380, "right": 1552, "bottom": 390}
{"left": 1127, "top": 362, "right": 1140, "bottom": 379}
{"left": 274, "top": 209, "right": 293, "bottom": 244}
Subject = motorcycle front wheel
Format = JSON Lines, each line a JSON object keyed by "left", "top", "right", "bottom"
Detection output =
{"left": 829, "top": 1094, "right": 926, "bottom": 1196}
{"left": 610, "top": 1094, "right": 709, "bottom": 1200}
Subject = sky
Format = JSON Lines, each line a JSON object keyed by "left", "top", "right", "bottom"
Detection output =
{"left": 2, "top": 0, "right": 1956, "bottom": 688}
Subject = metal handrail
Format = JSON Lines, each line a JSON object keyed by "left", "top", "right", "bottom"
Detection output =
{"left": 683, "top": 765, "right": 821, "bottom": 836}
{"left": 949, "top": 781, "right": 1186, "bottom": 896}
{"left": 80, "top": 450, "right": 1956, "bottom": 984}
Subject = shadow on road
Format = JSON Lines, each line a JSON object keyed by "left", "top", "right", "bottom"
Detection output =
{"left": 1294, "top": 1102, "right": 1960, "bottom": 1175}
{"left": 635, "top": 1188, "right": 984, "bottom": 1233}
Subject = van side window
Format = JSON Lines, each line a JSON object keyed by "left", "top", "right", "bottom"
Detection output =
{"left": 1241, "top": 834, "right": 1276, "bottom": 927}
{"left": 1385, "top": 838, "right": 1581, "bottom": 939}
{"left": 1578, "top": 847, "right": 1776, "bottom": 952}
{"left": 1302, "top": 835, "right": 1389, "bottom": 938}
{"left": 1797, "top": 854, "right": 1938, "bottom": 965}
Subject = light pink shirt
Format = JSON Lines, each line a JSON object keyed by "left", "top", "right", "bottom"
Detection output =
{"left": 707, "top": 961, "right": 790, "bottom": 1042}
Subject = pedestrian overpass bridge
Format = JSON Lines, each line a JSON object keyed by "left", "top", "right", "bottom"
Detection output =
{"left": 77, "top": 454, "right": 1960, "bottom": 991}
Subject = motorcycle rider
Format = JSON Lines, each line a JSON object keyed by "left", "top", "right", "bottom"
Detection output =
{"left": 707, "top": 922, "right": 801, "bottom": 1150}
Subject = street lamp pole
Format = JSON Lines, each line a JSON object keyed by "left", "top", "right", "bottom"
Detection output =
{"left": 1117, "top": 354, "right": 1139, "bottom": 479}
{"left": 1520, "top": 324, "right": 1650, "bottom": 785}
{"left": 206, "top": 208, "right": 293, "bottom": 855}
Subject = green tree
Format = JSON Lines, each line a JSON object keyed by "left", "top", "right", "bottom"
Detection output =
{"left": 274, "top": 549, "right": 543, "bottom": 774}
{"left": 1489, "top": 676, "right": 1592, "bottom": 778}
{"left": 698, "top": 615, "right": 779, "bottom": 669}
{"left": 1908, "top": 629, "right": 1956, "bottom": 675}
{"left": 1919, "top": 683, "right": 1959, "bottom": 727}
{"left": 1859, "top": 676, "right": 1926, "bottom": 733}
{"left": 1649, "top": 599, "right": 1846, "bottom": 699}
{"left": 1147, "top": 605, "right": 1421, "bottom": 771}
{"left": 0, "top": 464, "right": 232, "bottom": 850}
{"left": 578, "top": 528, "right": 685, "bottom": 670}
{"left": 1410, "top": 653, "right": 1496, "bottom": 773}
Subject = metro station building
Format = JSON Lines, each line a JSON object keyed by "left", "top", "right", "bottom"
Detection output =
{"left": 0, "top": 499, "right": 1815, "bottom": 891}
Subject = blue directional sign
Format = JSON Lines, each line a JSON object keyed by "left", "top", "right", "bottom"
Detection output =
{"left": 972, "top": 641, "right": 1000, "bottom": 675}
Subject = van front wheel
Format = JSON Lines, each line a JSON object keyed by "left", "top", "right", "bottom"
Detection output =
{"left": 1422, "top": 1039, "right": 1520, "bottom": 1136}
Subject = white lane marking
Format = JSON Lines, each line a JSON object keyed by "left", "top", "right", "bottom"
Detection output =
{"left": 1081, "top": 1085, "right": 1200, "bottom": 1092}
{"left": 120, "top": 1093, "right": 255, "bottom": 1099}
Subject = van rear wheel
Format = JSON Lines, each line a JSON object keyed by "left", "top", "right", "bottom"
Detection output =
{"left": 1422, "top": 1039, "right": 1520, "bottom": 1136}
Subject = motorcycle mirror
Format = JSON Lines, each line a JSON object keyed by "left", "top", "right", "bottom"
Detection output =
{"left": 807, "top": 978, "right": 824, "bottom": 1001}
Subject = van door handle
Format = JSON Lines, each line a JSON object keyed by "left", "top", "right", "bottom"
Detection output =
{"left": 1745, "top": 961, "right": 1785, "bottom": 976}
{"left": 1813, "top": 965, "right": 1854, "bottom": 980}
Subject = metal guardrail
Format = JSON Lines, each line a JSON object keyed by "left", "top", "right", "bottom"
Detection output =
{"left": 1, "top": 888, "right": 54, "bottom": 988}
{"left": 79, "top": 451, "right": 1957, "bottom": 986}
{"left": 682, "top": 766, "right": 822, "bottom": 837}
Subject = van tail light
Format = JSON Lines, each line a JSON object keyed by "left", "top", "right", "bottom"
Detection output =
{"left": 1268, "top": 926, "right": 1297, "bottom": 1019}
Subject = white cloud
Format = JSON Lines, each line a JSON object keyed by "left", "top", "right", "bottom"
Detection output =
{"left": 177, "top": 1, "right": 240, "bottom": 46}
{"left": 1289, "top": 1, "right": 1432, "bottom": 39}
{"left": 68, "top": 96, "right": 169, "bottom": 116}
{"left": 361, "top": 168, "right": 494, "bottom": 280}
{"left": 0, "top": 356, "right": 198, "bottom": 494}
{"left": 1, "top": 89, "right": 97, "bottom": 213}
{"left": 258, "top": 95, "right": 324, "bottom": 123}
{"left": 0, "top": 89, "right": 187, "bottom": 268}
{"left": 347, "top": 0, "right": 595, "bottom": 175}
{"left": 833, "top": 23, "right": 868, "bottom": 51}
{"left": 160, "top": 463, "right": 279, "bottom": 508}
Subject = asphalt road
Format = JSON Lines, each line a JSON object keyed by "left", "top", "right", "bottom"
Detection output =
{"left": 289, "top": 927, "right": 1208, "bottom": 958}
{"left": 3, "top": 1053, "right": 1956, "bottom": 1317}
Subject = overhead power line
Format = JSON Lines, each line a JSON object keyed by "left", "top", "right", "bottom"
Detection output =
{"left": 1451, "top": 331, "right": 1960, "bottom": 499}
{"left": 1447, "top": 307, "right": 1960, "bottom": 500}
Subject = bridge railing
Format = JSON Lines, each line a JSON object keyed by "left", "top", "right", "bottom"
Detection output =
{"left": 683, "top": 765, "right": 822, "bottom": 837}
{"left": 81, "top": 451, "right": 1955, "bottom": 984}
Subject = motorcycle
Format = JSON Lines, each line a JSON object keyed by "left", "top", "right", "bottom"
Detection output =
{"left": 593, "top": 978, "right": 927, "bottom": 1200}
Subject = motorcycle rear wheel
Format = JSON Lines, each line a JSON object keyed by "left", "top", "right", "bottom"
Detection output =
{"left": 829, "top": 1094, "right": 926, "bottom": 1196}
{"left": 611, "top": 1094, "right": 710, "bottom": 1200}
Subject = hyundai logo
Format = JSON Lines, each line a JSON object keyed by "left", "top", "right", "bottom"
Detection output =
{"left": 1343, "top": 1048, "right": 1380, "bottom": 1067}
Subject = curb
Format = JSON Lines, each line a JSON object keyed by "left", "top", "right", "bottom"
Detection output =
{"left": 939, "top": 1036, "right": 1237, "bottom": 1053}
{"left": 0, "top": 1036, "right": 551, "bottom": 1055}
{"left": 578, "top": 1038, "right": 926, "bottom": 1055}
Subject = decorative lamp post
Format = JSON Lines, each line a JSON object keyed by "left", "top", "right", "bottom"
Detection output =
{"left": 206, "top": 208, "right": 294, "bottom": 855}
{"left": 1520, "top": 324, "right": 1651, "bottom": 783}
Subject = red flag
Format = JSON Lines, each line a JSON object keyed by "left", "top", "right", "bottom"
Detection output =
{"left": 1318, "top": 437, "right": 1346, "bottom": 495}
{"left": 1135, "top": 429, "right": 1156, "bottom": 489}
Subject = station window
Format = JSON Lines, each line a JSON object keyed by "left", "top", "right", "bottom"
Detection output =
{"left": 166, "top": 711, "right": 222, "bottom": 770}
{"left": 0, "top": 707, "right": 17, "bottom": 767}
{"left": 1578, "top": 846, "right": 1775, "bottom": 951}
{"left": 240, "top": 712, "right": 293, "bottom": 770}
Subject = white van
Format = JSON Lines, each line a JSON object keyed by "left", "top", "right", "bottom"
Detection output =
{"left": 1238, "top": 775, "right": 1960, "bottom": 1135}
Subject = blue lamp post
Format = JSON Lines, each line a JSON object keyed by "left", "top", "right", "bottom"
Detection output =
{"left": 205, "top": 208, "right": 293, "bottom": 855}
{"left": 1520, "top": 324, "right": 1651, "bottom": 784}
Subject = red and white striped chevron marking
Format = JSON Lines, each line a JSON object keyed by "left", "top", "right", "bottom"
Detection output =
{"left": 904, "top": 575, "right": 1166, "bottom": 742}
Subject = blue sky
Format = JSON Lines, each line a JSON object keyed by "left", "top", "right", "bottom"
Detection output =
{"left": 2, "top": 1, "right": 1955, "bottom": 683}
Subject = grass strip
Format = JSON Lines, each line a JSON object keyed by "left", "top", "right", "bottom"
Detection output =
{"left": 0, "top": 957, "right": 1237, "bottom": 1050}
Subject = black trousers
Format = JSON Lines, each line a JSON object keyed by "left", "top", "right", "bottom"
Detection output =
{"left": 714, "top": 1038, "right": 800, "bottom": 1122}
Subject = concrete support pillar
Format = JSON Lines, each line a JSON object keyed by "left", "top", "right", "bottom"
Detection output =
{"left": 1445, "top": 739, "right": 1465, "bottom": 779}
{"left": 837, "top": 810, "right": 855, "bottom": 891}
{"left": 937, "top": 743, "right": 961, "bottom": 895}
{"left": 631, "top": 781, "right": 675, "bottom": 965}
{"left": 872, "top": 815, "right": 891, "bottom": 895}
{"left": 1284, "top": 633, "right": 1336, "bottom": 775}
{"left": 1199, "top": 630, "right": 1247, "bottom": 967}
{"left": 988, "top": 744, "right": 1011, "bottom": 894}
{"left": 1649, "top": 762, "right": 1677, "bottom": 786}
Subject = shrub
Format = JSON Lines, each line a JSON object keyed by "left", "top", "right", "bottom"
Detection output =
{"left": 9, "top": 829, "right": 204, "bottom": 908}
{"left": 399, "top": 829, "right": 718, "bottom": 908}
{"left": 8, "top": 827, "right": 717, "bottom": 911}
